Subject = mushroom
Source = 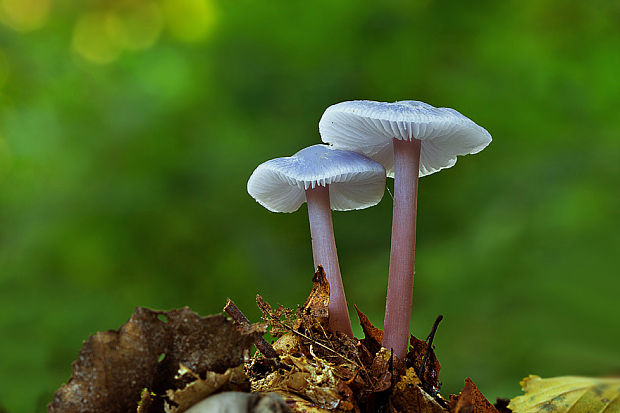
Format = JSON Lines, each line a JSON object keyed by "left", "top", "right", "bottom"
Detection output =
{"left": 319, "top": 100, "right": 492, "bottom": 357}
{"left": 247, "top": 144, "right": 386, "bottom": 337}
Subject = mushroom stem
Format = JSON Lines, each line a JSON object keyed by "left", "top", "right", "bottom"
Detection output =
{"left": 305, "top": 184, "right": 354, "bottom": 338}
{"left": 382, "top": 137, "right": 421, "bottom": 358}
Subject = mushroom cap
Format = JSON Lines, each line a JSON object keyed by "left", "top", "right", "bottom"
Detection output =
{"left": 319, "top": 100, "right": 492, "bottom": 177}
{"left": 247, "top": 144, "right": 386, "bottom": 213}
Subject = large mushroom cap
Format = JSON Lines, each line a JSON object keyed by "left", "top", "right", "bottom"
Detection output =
{"left": 319, "top": 100, "right": 492, "bottom": 177}
{"left": 247, "top": 144, "right": 386, "bottom": 213}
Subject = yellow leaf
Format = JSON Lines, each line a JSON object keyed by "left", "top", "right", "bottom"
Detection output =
{"left": 508, "top": 375, "right": 620, "bottom": 413}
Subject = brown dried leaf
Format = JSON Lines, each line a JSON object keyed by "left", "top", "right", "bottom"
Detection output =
{"left": 300, "top": 266, "right": 330, "bottom": 320}
{"left": 50, "top": 307, "right": 264, "bottom": 413}
{"left": 292, "top": 266, "right": 330, "bottom": 335}
{"left": 448, "top": 378, "right": 497, "bottom": 413}
{"left": 407, "top": 335, "right": 441, "bottom": 391}
{"left": 164, "top": 365, "right": 247, "bottom": 413}
{"left": 353, "top": 307, "right": 442, "bottom": 396}
{"left": 390, "top": 368, "right": 447, "bottom": 413}
{"left": 156, "top": 310, "right": 264, "bottom": 382}
{"left": 369, "top": 348, "right": 395, "bottom": 393}
{"left": 273, "top": 333, "right": 302, "bottom": 355}
{"left": 354, "top": 305, "right": 383, "bottom": 356}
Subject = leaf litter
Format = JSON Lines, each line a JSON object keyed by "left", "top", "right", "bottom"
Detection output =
{"left": 247, "top": 266, "right": 459, "bottom": 412}
{"left": 52, "top": 267, "right": 588, "bottom": 412}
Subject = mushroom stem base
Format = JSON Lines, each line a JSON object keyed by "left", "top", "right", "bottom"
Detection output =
{"left": 306, "top": 185, "right": 353, "bottom": 338}
{"left": 383, "top": 138, "right": 421, "bottom": 359}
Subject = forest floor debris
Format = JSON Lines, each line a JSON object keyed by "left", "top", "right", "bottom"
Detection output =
{"left": 50, "top": 268, "right": 509, "bottom": 412}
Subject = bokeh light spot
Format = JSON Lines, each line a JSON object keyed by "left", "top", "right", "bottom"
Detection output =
{"left": 161, "top": 0, "right": 217, "bottom": 43}
{"left": 0, "top": 0, "right": 51, "bottom": 32}
{"left": 72, "top": 12, "right": 124, "bottom": 64}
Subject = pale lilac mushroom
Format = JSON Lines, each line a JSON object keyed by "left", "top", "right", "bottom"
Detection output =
{"left": 247, "top": 144, "right": 386, "bottom": 338}
{"left": 319, "top": 100, "right": 492, "bottom": 358}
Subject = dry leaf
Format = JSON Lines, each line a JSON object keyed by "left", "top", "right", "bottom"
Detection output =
{"left": 368, "top": 348, "right": 395, "bottom": 393}
{"left": 164, "top": 365, "right": 247, "bottom": 412}
{"left": 448, "top": 378, "right": 497, "bottom": 413}
{"left": 508, "top": 375, "right": 620, "bottom": 413}
{"left": 390, "top": 367, "right": 446, "bottom": 413}
{"left": 273, "top": 333, "right": 302, "bottom": 355}
{"left": 355, "top": 305, "right": 441, "bottom": 392}
{"left": 294, "top": 266, "right": 331, "bottom": 331}
{"left": 407, "top": 335, "right": 441, "bottom": 392}
{"left": 50, "top": 307, "right": 264, "bottom": 413}
{"left": 354, "top": 305, "right": 383, "bottom": 356}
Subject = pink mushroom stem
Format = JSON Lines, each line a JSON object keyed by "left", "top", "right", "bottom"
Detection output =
{"left": 382, "top": 138, "right": 421, "bottom": 358}
{"left": 305, "top": 184, "right": 354, "bottom": 338}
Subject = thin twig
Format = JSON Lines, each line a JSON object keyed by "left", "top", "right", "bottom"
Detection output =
{"left": 224, "top": 298, "right": 279, "bottom": 359}
{"left": 418, "top": 315, "right": 443, "bottom": 393}
{"left": 425, "top": 315, "right": 443, "bottom": 343}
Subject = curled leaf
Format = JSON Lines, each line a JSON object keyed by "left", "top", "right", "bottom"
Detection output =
{"left": 508, "top": 375, "right": 620, "bottom": 413}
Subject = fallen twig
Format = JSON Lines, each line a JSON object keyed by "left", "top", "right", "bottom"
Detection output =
{"left": 418, "top": 314, "right": 443, "bottom": 396}
{"left": 223, "top": 298, "right": 279, "bottom": 359}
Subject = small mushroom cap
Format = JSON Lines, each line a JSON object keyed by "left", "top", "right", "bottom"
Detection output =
{"left": 319, "top": 100, "right": 492, "bottom": 177}
{"left": 247, "top": 144, "right": 386, "bottom": 213}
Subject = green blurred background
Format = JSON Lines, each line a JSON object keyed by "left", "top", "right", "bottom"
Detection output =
{"left": 0, "top": 0, "right": 619, "bottom": 411}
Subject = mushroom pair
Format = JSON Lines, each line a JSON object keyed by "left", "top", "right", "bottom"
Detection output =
{"left": 248, "top": 100, "right": 491, "bottom": 358}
